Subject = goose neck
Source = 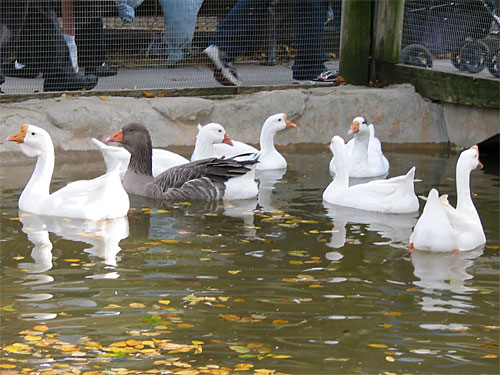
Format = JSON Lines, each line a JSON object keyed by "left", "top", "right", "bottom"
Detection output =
{"left": 128, "top": 145, "right": 153, "bottom": 176}
{"left": 21, "top": 146, "right": 54, "bottom": 206}
{"left": 455, "top": 162, "right": 475, "bottom": 215}
{"left": 260, "top": 126, "right": 277, "bottom": 153}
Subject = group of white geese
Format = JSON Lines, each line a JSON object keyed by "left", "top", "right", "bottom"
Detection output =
{"left": 7, "top": 113, "right": 486, "bottom": 253}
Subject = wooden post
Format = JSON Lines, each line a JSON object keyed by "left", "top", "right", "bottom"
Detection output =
{"left": 339, "top": 0, "right": 373, "bottom": 85}
{"left": 372, "top": 0, "right": 405, "bottom": 64}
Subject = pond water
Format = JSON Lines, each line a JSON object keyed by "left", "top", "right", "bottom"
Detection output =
{"left": 0, "top": 149, "right": 498, "bottom": 375}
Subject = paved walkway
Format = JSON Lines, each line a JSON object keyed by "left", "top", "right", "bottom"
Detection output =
{"left": 1, "top": 58, "right": 496, "bottom": 95}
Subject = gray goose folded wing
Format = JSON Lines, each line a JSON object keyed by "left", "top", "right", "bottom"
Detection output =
{"left": 151, "top": 156, "right": 258, "bottom": 200}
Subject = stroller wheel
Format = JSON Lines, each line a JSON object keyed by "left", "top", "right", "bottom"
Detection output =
{"left": 486, "top": 47, "right": 500, "bottom": 78}
{"left": 451, "top": 47, "right": 467, "bottom": 71}
{"left": 401, "top": 44, "right": 433, "bottom": 68}
{"left": 460, "top": 39, "right": 490, "bottom": 74}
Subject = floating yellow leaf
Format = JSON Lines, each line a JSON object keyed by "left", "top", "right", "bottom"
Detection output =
{"left": 219, "top": 314, "right": 241, "bottom": 321}
{"left": 385, "top": 355, "right": 395, "bottom": 362}
{"left": 143, "top": 91, "right": 155, "bottom": 98}
{"left": 379, "top": 324, "right": 393, "bottom": 328}
{"left": 158, "top": 300, "right": 171, "bottom": 305}
{"left": 10, "top": 217, "right": 21, "bottom": 221}
{"left": 192, "top": 340, "right": 204, "bottom": 345}
{"left": 254, "top": 369, "right": 275, "bottom": 375}
{"left": 309, "top": 284, "right": 324, "bottom": 288}
{"left": 33, "top": 325, "right": 49, "bottom": 332}
{"left": 272, "top": 354, "right": 292, "bottom": 358}
{"left": 289, "top": 260, "right": 303, "bottom": 265}
{"left": 228, "top": 270, "right": 240, "bottom": 275}
{"left": 24, "top": 335, "right": 42, "bottom": 341}
{"left": 100, "top": 96, "right": 111, "bottom": 100}
{"left": 484, "top": 325, "right": 500, "bottom": 329}
{"left": 234, "top": 363, "right": 254, "bottom": 371}
{"left": 272, "top": 319, "right": 289, "bottom": 324}
{"left": 384, "top": 311, "right": 403, "bottom": 316}
{"left": 324, "top": 357, "right": 350, "bottom": 361}
{"left": 486, "top": 245, "right": 499, "bottom": 249}
{"left": 482, "top": 354, "right": 498, "bottom": 358}
{"left": 281, "top": 278, "right": 298, "bottom": 283}
{"left": 229, "top": 345, "right": 250, "bottom": 353}
{"left": 161, "top": 239, "right": 179, "bottom": 244}
{"left": 369, "top": 343, "right": 389, "bottom": 348}
{"left": 0, "top": 305, "right": 17, "bottom": 312}
{"left": 0, "top": 364, "right": 16, "bottom": 369}
{"left": 129, "top": 303, "right": 146, "bottom": 308}
{"left": 63, "top": 259, "right": 81, "bottom": 262}
{"left": 177, "top": 323, "right": 194, "bottom": 328}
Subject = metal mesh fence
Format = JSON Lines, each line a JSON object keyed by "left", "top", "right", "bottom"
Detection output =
{"left": 0, "top": 0, "right": 497, "bottom": 95}
{"left": 400, "top": 0, "right": 499, "bottom": 77}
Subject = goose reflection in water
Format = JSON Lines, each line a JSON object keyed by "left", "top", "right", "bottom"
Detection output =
{"left": 323, "top": 202, "right": 418, "bottom": 250}
{"left": 411, "top": 247, "right": 484, "bottom": 313}
{"left": 18, "top": 212, "right": 129, "bottom": 271}
{"left": 255, "top": 168, "right": 286, "bottom": 213}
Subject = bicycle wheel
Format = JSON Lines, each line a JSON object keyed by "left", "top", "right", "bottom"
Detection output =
{"left": 460, "top": 39, "right": 490, "bottom": 73}
{"left": 486, "top": 46, "right": 500, "bottom": 78}
{"left": 401, "top": 44, "right": 433, "bottom": 68}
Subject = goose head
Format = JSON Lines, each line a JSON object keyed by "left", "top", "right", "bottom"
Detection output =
{"left": 347, "top": 116, "right": 369, "bottom": 138}
{"left": 196, "top": 123, "right": 233, "bottom": 146}
{"left": 262, "top": 113, "right": 297, "bottom": 134}
{"left": 7, "top": 124, "right": 53, "bottom": 158}
{"left": 107, "top": 122, "right": 152, "bottom": 155}
{"left": 458, "top": 145, "right": 484, "bottom": 172}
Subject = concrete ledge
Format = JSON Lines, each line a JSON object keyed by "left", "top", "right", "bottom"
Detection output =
{"left": 0, "top": 85, "right": 498, "bottom": 157}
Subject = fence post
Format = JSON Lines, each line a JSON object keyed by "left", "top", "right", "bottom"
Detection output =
{"left": 339, "top": 0, "right": 373, "bottom": 85}
{"left": 372, "top": 0, "right": 405, "bottom": 65}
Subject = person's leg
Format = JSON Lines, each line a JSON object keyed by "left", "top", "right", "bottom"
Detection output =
{"left": 75, "top": 0, "right": 116, "bottom": 76}
{"left": 210, "top": 0, "right": 270, "bottom": 62}
{"left": 203, "top": 0, "right": 271, "bottom": 86}
{"left": 26, "top": 1, "right": 98, "bottom": 91}
{"left": 291, "top": 0, "right": 328, "bottom": 80}
{"left": 158, "top": 0, "right": 203, "bottom": 66}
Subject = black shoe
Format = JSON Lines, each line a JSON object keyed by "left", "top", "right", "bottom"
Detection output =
{"left": 203, "top": 45, "right": 242, "bottom": 86}
{"left": 43, "top": 72, "right": 98, "bottom": 92}
{"left": 85, "top": 62, "right": 117, "bottom": 77}
{"left": 2, "top": 61, "right": 40, "bottom": 79}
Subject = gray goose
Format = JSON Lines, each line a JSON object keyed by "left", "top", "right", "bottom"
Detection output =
{"left": 107, "top": 123, "right": 257, "bottom": 200}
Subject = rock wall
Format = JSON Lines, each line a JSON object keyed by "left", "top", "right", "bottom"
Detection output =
{"left": 1, "top": 84, "right": 497, "bottom": 154}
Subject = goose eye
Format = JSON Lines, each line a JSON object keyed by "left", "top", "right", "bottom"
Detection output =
{"left": 362, "top": 121, "right": 366, "bottom": 125}
{"left": 31, "top": 132, "right": 35, "bottom": 136}
{"left": 278, "top": 118, "right": 282, "bottom": 121}
{"left": 218, "top": 129, "right": 222, "bottom": 133}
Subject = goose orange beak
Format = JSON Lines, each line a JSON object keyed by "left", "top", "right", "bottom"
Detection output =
{"left": 348, "top": 121, "right": 360, "bottom": 135}
{"left": 471, "top": 145, "right": 484, "bottom": 169}
{"left": 6, "top": 124, "right": 29, "bottom": 143}
{"left": 284, "top": 114, "right": 297, "bottom": 129}
{"left": 222, "top": 133, "right": 233, "bottom": 146}
{"left": 107, "top": 129, "right": 124, "bottom": 143}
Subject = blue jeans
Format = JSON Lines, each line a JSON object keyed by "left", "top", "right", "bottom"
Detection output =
{"left": 210, "top": 0, "right": 272, "bottom": 62}
{"left": 292, "top": 0, "right": 328, "bottom": 80}
{"left": 159, "top": 0, "right": 204, "bottom": 65}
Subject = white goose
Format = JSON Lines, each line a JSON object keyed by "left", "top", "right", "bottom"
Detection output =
{"left": 201, "top": 113, "right": 297, "bottom": 170}
{"left": 329, "top": 116, "right": 389, "bottom": 178}
{"left": 7, "top": 124, "right": 130, "bottom": 220}
{"left": 323, "top": 136, "right": 419, "bottom": 214}
{"left": 409, "top": 146, "right": 486, "bottom": 252}
{"left": 191, "top": 122, "right": 259, "bottom": 200}
{"left": 91, "top": 137, "right": 188, "bottom": 178}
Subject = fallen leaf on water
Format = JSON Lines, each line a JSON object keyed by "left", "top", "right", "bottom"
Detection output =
{"left": 63, "top": 259, "right": 81, "bottom": 262}
{"left": 228, "top": 270, "right": 241, "bottom": 275}
{"left": 33, "top": 325, "right": 48, "bottom": 332}
{"left": 234, "top": 363, "right": 253, "bottom": 371}
{"left": 369, "top": 343, "right": 389, "bottom": 348}
{"left": 229, "top": 345, "right": 251, "bottom": 353}
{"left": 484, "top": 325, "right": 500, "bottom": 329}
{"left": 272, "top": 319, "right": 289, "bottom": 324}
{"left": 379, "top": 324, "right": 393, "bottom": 328}
{"left": 161, "top": 239, "right": 179, "bottom": 244}
{"left": 129, "top": 303, "right": 146, "bottom": 308}
{"left": 158, "top": 300, "right": 171, "bottom": 305}
{"left": 385, "top": 355, "right": 396, "bottom": 362}
{"left": 0, "top": 364, "right": 16, "bottom": 369}
{"left": 177, "top": 323, "right": 194, "bottom": 328}
{"left": 482, "top": 354, "right": 498, "bottom": 359}
{"left": 143, "top": 91, "right": 155, "bottom": 98}
{"left": 219, "top": 314, "right": 241, "bottom": 322}
{"left": 324, "top": 357, "right": 350, "bottom": 361}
